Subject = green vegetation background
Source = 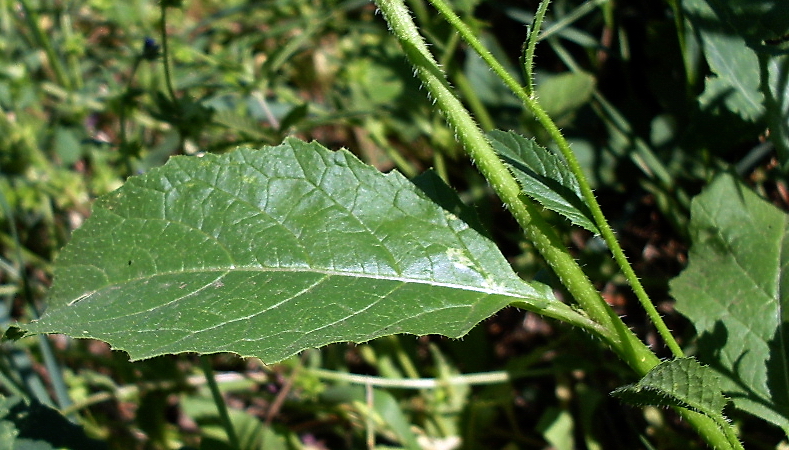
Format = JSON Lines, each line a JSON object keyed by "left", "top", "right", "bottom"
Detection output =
{"left": 1, "top": 0, "right": 787, "bottom": 448}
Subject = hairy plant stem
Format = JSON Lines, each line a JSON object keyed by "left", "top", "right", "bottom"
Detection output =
{"left": 158, "top": 2, "right": 186, "bottom": 154}
{"left": 424, "top": 0, "right": 684, "bottom": 360}
{"left": 374, "top": 0, "right": 642, "bottom": 368}
{"left": 118, "top": 55, "right": 143, "bottom": 177}
{"left": 374, "top": 0, "right": 739, "bottom": 448}
{"left": 521, "top": 0, "right": 549, "bottom": 96}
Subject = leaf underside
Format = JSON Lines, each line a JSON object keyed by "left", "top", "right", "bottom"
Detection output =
{"left": 22, "top": 138, "right": 557, "bottom": 362}
{"left": 671, "top": 173, "right": 789, "bottom": 433}
{"left": 489, "top": 130, "right": 599, "bottom": 234}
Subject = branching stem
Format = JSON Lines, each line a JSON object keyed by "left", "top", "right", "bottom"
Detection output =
{"left": 373, "top": 0, "right": 738, "bottom": 447}
{"left": 374, "top": 0, "right": 644, "bottom": 367}
{"left": 424, "top": 0, "right": 684, "bottom": 359}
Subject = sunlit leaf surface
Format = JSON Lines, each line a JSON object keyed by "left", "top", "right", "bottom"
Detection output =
{"left": 23, "top": 139, "right": 556, "bottom": 362}
{"left": 672, "top": 173, "right": 789, "bottom": 433}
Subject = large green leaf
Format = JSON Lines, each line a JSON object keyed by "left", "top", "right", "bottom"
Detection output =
{"left": 671, "top": 173, "right": 789, "bottom": 434}
{"left": 19, "top": 138, "right": 562, "bottom": 363}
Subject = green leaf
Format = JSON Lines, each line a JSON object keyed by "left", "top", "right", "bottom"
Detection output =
{"left": 410, "top": 169, "right": 489, "bottom": 238}
{"left": 0, "top": 395, "right": 108, "bottom": 450}
{"left": 277, "top": 103, "right": 309, "bottom": 134}
{"left": 212, "top": 109, "right": 272, "bottom": 141}
{"left": 671, "top": 173, "right": 789, "bottom": 434}
{"left": 764, "top": 54, "right": 789, "bottom": 167}
{"left": 685, "top": 0, "right": 764, "bottom": 122}
{"left": 684, "top": 0, "right": 789, "bottom": 164}
{"left": 321, "top": 385, "right": 420, "bottom": 450}
{"left": 0, "top": 396, "right": 17, "bottom": 450}
{"left": 536, "top": 407, "right": 574, "bottom": 450}
{"left": 181, "top": 397, "right": 290, "bottom": 450}
{"left": 611, "top": 358, "right": 727, "bottom": 418}
{"left": 53, "top": 126, "right": 83, "bottom": 166}
{"left": 532, "top": 71, "right": 595, "bottom": 123}
{"left": 690, "top": 0, "right": 789, "bottom": 44}
{"left": 489, "top": 130, "right": 599, "bottom": 234}
{"left": 463, "top": 33, "right": 523, "bottom": 110}
{"left": 21, "top": 138, "right": 559, "bottom": 363}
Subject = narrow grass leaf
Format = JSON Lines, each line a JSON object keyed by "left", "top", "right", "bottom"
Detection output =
{"left": 212, "top": 109, "right": 273, "bottom": 141}
{"left": 671, "top": 173, "right": 789, "bottom": 434}
{"left": 489, "top": 130, "right": 599, "bottom": 233}
{"left": 20, "top": 138, "right": 557, "bottom": 363}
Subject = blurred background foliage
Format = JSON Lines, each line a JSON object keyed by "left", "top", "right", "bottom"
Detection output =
{"left": 0, "top": 0, "right": 787, "bottom": 448}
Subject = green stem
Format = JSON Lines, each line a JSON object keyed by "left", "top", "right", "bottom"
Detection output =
{"left": 159, "top": 2, "right": 178, "bottom": 103}
{"left": 537, "top": 0, "right": 609, "bottom": 41}
{"left": 374, "top": 1, "right": 737, "bottom": 447}
{"left": 521, "top": 0, "right": 550, "bottom": 95}
{"left": 388, "top": 336, "right": 421, "bottom": 379}
{"left": 665, "top": 0, "right": 696, "bottom": 92}
{"left": 424, "top": 0, "right": 684, "bottom": 359}
{"left": 118, "top": 56, "right": 143, "bottom": 176}
{"left": 374, "top": 0, "right": 641, "bottom": 366}
{"left": 159, "top": 1, "right": 187, "bottom": 154}
{"left": 199, "top": 356, "right": 240, "bottom": 450}
{"left": 309, "top": 368, "right": 513, "bottom": 388}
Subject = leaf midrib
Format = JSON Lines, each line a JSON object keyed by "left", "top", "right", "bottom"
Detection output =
{"left": 67, "top": 264, "right": 534, "bottom": 302}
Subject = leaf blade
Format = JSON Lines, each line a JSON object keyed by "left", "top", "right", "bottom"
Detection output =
{"left": 671, "top": 173, "right": 789, "bottom": 433}
{"left": 23, "top": 138, "right": 557, "bottom": 362}
{"left": 611, "top": 357, "right": 727, "bottom": 418}
{"left": 489, "top": 130, "right": 599, "bottom": 233}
